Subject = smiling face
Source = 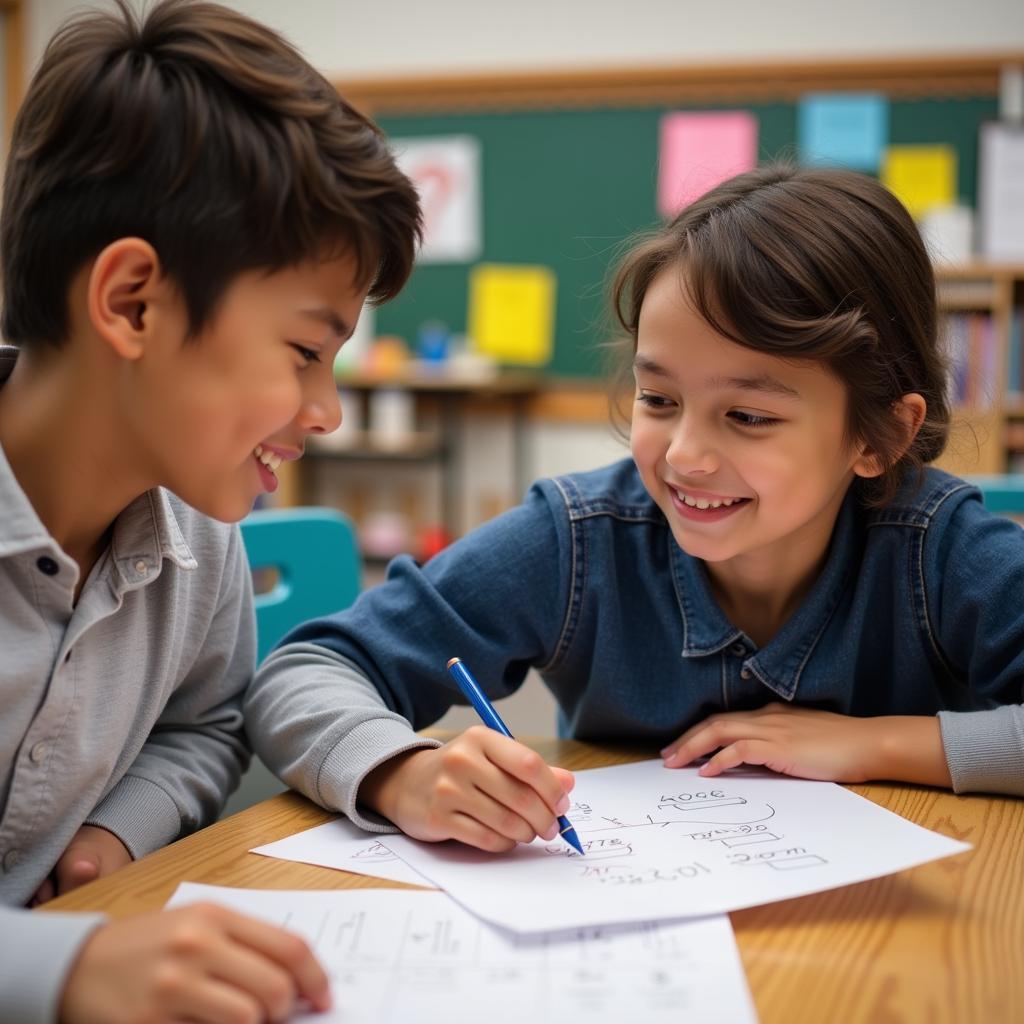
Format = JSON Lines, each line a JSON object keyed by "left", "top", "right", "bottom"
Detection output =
{"left": 630, "top": 267, "right": 878, "bottom": 582}
{"left": 131, "top": 253, "right": 368, "bottom": 522}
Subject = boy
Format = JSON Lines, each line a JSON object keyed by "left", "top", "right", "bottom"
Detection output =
{"left": 0, "top": 1, "right": 420, "bottom": 1021}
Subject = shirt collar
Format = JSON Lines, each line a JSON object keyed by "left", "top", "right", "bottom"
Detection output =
{"left": 108, "top": 488, "right": 198, "bottom": 585}
{"left": 0, "top": 344, "right": 197, "bottom": 580}
{"left": 671, "top": 489, "right": 858, "bottom": 701}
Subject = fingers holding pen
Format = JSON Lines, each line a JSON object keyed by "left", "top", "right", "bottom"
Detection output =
{"left": 443, "top": 728, "right": 571, "bottom": 844}
{"left": 362, "top": 726, "right": 575, "bottom": 853}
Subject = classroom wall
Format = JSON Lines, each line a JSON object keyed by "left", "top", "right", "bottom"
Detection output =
{"left": 22, "top": 0, "right": 1024, "bottom": 84}
{"left": 16, "top": 0, "right": 1024, "bottom": 737}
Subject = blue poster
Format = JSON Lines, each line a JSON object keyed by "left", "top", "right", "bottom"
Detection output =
{"left": 798, "top": 93, "right": 888, "bottom": 171}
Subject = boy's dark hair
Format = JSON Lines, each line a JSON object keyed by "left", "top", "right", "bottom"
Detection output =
{"left": 612, "top": 164, "right": 950, "bottom": 507}
{"left": 1, "top": 0, "right": 421, "bottom": 348}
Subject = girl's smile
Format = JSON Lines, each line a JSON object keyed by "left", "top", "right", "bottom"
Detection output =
{"left": 668, "top": 484, "right": 752, "bottom": 522}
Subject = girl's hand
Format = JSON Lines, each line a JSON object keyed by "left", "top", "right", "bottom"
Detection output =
{"left": 60, "top": 903, "right": 331, "bottom": 1024}
{"left": 31, "top": 825, "right": 133, "bottom": 906}
{"left": 360, "top": 726, "right": 575, "bottom": 853}
{"left": 661, "top": 704, "right": 952, "bottom": 787}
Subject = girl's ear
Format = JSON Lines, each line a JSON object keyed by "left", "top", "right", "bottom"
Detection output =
{"left": 86, "top": 238, "right": 163, "bottom": 360}
{"left": 852, "top": 393, "right": 928, "bottom": 479}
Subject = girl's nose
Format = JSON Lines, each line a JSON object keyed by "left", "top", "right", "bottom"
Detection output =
{"left": 666, "top": 419, "right": 718, "bottom": 475}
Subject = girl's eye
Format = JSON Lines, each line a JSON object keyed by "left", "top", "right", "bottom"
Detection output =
{"left": 290, "top": 343, "right": 321, "bottom": 365}
{"left": 729, "top": 410, "right": 779, "bottom": 429}
{"left": 636, "top": 391, "right": 675, "bottom": 411}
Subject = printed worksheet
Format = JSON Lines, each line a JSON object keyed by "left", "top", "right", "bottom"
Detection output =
{"left": 166, "top": 882, "right": 758, "bottom": 1024}
{"left": 251, "top": 817, "right": 431, "bottom": 887}
{"left": 378, "top": 760, "right": 971, "bottom": 933}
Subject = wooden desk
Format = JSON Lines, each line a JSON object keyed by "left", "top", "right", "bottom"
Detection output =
{"left": 43, "top": 739, "right": 1023, "bottom": 1024}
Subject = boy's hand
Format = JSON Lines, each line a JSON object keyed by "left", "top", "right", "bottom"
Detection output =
{"left": 60, "top": 902, "right": 331, "bottom": 1024}
{"left": 360, "top": 725, "right": 575, "bottom": 852}
{"left": 661, "top": 704, "right": 952, "bottom": 787}
{"left": 31, "top": 825, "right": 133, "bottom": 906}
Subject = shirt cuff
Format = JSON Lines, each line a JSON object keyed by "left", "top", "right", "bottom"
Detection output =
{"left": 85, "top": 774, "right": 182, "bottom": 859}
{"left": 0, "top": 907, "right": 106, "bottom": 1024}
{"left": 317, "top": 718, "right": 442, "bottom": 832}
{"left": 938, "top": 707, "right": 1024, "bottom": 796}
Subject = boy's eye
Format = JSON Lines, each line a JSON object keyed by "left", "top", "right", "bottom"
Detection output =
{"left": 290, "top": 343, "right": 321, "bottom": 364}
{"left": 729, "top": 410, "right": 779, "bottom": 428}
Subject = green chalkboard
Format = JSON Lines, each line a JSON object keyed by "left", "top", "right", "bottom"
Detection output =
{"left": 376, "top": 96, "right": 998, "bottom": 378}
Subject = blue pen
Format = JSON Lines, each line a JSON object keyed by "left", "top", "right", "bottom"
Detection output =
{"left": 446, "top": 657, "right": 584, "bottom": 856}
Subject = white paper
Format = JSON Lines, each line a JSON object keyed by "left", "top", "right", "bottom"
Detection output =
{"left": 381, "top": 760, "right": 970, "bottom": 934}
{"left": 979, "top": 121, "right": 1024, "bottom": 260}
{"left": 166, "top": 882, "right": 757, "bottom": 1024}
{"left": 251, "top": 817, "right": 431, "bottom": 887}
{"left": 921, "top": 204, "right": 974, "bottom": 264}
{"left": 393, "top": 135, "right": 481, "bottom": 263}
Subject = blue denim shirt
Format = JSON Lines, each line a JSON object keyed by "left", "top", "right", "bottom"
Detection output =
{"left": 260, "top": 458, "right": 1024, "bottom": 806}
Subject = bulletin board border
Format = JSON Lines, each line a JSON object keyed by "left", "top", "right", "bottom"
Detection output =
{"left": 338, "top": 53, "right": 1024, "bottom": 116}
{"left": 1, "top": 0, "right": 24, "bottom": 143}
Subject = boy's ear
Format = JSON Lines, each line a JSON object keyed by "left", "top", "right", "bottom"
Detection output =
{"left": 852, "top": 393, "right": 928, "bottom": 479}
{"left": 87, "top": 238, "right": 166, "bottom": 360}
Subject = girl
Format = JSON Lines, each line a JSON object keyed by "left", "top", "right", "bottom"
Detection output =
{"left": 246, "top": 165, "right": 1024, "bottom": 854}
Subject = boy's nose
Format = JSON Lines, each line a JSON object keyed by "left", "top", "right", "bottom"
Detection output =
{"left": 298, "top": 378, "right": 343, "bottom": 435}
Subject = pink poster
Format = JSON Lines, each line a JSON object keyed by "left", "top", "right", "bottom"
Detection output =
{"left": 658, "top": 111, "right": 758, "bottom": 218}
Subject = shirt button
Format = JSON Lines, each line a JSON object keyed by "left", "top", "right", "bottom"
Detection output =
{"left": 730, "top": 642, "right": 747, "bottom": 657}
{"left": 134, "top": 560, "right": 148, "bottom": 574}
{"left": 740, "top": 668, "right": 752, "bottom": 680}
{"left": 36, "top": 556, "right": 59, "bottom": 576}
{"left": 2, "top": 849, "right": 20, "bottom": 872}
{"left": 30, "top": 742, "right": 49, "bottom": 763}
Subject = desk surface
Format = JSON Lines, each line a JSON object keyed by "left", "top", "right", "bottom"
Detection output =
{"left": 44, "top": 739, "right": 1023, "bottom": 1024}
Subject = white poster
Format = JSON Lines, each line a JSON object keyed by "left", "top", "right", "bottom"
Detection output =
{"left": 393, "top": 135, "right": 482, "bottom": 263}
{"left": 979, "top": 121, "right": 1024, "bottom": 260}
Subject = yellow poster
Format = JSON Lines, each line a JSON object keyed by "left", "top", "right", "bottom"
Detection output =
{"left": 468, "top": 264, "right": 556, "bottom": 366}
{"left": 881, "top": 145, "right": 957, "bottom": 219}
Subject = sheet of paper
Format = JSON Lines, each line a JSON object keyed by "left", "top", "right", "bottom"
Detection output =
{"left": 979, "top": 121, "right": 1024, "bottom": 260}
{"left": 657, "top": 110, "right": 758, "bottom": 217}
{"left": 166, "top": 882, "right": 758, "bottom": 1024}
{"left": 251, "top": 817, "right": 432, "bottom": 887}
{"left": 881, "top": 144, "right": 957, "bottom": 219}
{"left": 797, "top": 92, "right": 888, "bottom": 171}
{"left": 467, "top": 263, "right": 556, "bottom": 366}
{"left": 392, "top": 135, "right": 482, "bottom": 263}
{"left": 381, "top": 759, "right": 971, "bottom": 934}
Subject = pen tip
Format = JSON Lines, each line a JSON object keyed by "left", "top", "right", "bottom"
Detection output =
{"left": 562, "top": 826, "right": 584, "bottom": 856}
{"left": 446, "top": 657, "right": 460, "bottom": 669}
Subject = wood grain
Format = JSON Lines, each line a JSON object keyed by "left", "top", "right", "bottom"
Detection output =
{"left": 336, "top": 54, "right": 1023, "bottom": 115}
{"left": 42, "top": 739, "right": 1023, "bottom": 1023}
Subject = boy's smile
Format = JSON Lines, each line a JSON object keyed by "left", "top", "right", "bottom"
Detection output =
{"left": 253, "top": 443, "right": 300, "bottom": 495}
{"left": 630, "top": 268, "right": 878, "bottom": 631}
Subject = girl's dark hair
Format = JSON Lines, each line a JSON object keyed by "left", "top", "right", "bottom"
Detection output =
{"left": 612, "top": 164, "right": 950, "bottom": 506}
{"left": 1, "top": 0, "right": 422, "bottom": 348}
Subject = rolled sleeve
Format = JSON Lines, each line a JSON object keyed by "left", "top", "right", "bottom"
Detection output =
{"left": 85, "top": 774, "right": 182, "bottom": 859}
{"left": 938, "top": 707, "right": 1024, "bottom": 796}
{"left": 318, "top": 720, "right": 441, "bottom": 832}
